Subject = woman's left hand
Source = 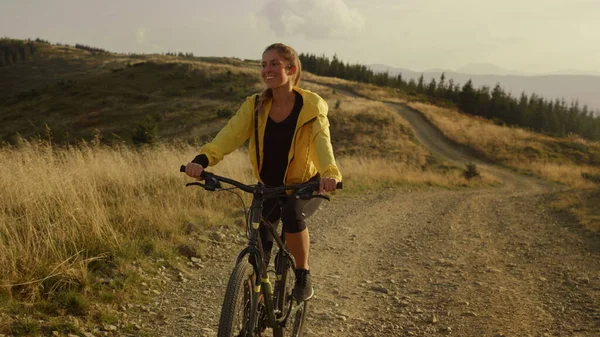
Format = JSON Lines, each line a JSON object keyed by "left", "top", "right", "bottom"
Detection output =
{"left": 319, "top": 177, "right": 339, "bottom": 194}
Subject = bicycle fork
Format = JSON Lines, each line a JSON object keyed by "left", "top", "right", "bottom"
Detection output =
{"left": 238, "top": 200, "right": 295, "bottom": 336}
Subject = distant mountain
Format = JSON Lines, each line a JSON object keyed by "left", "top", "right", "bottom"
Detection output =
{"left": 369, "top": 64, "right": 600, "bottom": 112}
{"left": 456, "top": 63, "right": 525, "bottom": 76}
{"left": 549, "top": 69, "right": 600, "bottom": 76}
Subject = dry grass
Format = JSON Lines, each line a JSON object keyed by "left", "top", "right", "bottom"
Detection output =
{"left": 324, "top": 92, "right": 429, "bottom": 163}
{"left": 0, "top": 129, "right": 491, "bottom": 306}
{"left": 407, "top": 101, "right": 600, "bottom": 232}
{"left": 302, "top": 72, "right": 407, "bottom": 103}
{"left": 409, "top": 102, "right": 600, "bottom": 188}
{"left": 0, "top": 140, "right": 253, "bottom": 302}
{"left": 551, "top": 189, "right": 600, "bottom": 232}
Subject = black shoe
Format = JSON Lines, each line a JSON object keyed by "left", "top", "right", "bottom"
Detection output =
{"left": 293, "top": 269, "right": 314, "bottom": 301}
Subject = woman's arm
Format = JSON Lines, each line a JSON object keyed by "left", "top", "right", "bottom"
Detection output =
{"left": 197, "top": 95, "right": 256, "bottom": 166}
{"left": 311, "top": 112, "right": 342, "bottom": 182}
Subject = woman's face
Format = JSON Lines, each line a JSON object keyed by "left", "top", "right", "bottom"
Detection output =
{"left": 261, "top": 49, "right": 294, "bottom": 89}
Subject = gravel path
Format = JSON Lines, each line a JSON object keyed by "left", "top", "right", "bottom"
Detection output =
{"left": 112, "top": 102, "right": 599, "bottom": 337}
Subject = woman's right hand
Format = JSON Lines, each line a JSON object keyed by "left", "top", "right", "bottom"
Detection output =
{"left": 184, "top": 162, "right": 204, "bottom": 180}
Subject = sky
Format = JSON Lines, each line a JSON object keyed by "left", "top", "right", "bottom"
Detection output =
{"left": 1, "top": 0, "right": 599, "bottom": 75}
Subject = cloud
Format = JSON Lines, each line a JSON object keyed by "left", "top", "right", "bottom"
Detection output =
{"left": 259, "top": 0, "right": 365, "bottom": 39}
{"left": 135, "top": 28, "right": 145, "bottom": 45}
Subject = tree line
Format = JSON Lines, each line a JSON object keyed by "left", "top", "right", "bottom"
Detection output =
{"left": 0, "top": 38, "right": 37, "bottom": 67}
{"left": 0, "top": 38, "right": 110, "bottom": 67}
{"left": 164, "top": 51, "right": 195, "bottom": 58}
{"left": 299, "top": 53, "right": 600, "bottom": 141}
{"left": 74, "top": 44, "right": 108, "bottom": 54}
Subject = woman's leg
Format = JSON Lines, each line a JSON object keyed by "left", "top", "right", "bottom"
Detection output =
{"left": 281, "top": 196, "right": 322, "bottom": 268}
{"left": 281, "top": 197, "right": 322, "bottom": 301}
{"left": 285, "top": 228, "right": 310, "bottom": 269}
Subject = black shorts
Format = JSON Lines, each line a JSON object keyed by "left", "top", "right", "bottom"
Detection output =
{"left": 262, "top": 193, "right": 322, "bottom": 234}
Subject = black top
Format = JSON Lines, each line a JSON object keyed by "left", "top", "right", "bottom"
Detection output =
{"left": 192, "top": 92, "right": 304, "bottom": 187}
{"left": 260, "top": 91, "right": 303, "bottom": 186}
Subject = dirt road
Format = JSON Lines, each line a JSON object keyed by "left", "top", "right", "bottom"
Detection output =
{"left": 127, "top": 103, "right": 600, "bottom": 337}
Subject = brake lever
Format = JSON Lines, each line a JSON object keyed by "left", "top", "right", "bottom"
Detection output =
{"left": 295, "top": 194, "right": 331, "bottom": 202}
{"left": 185, "top": 177, "right": 222, "bottom": 191}
{"left": 185, "top": 182, "right": 206, "bottom": 188}
{"left": 204, "top": 176, "right": 222, "bottom": 191}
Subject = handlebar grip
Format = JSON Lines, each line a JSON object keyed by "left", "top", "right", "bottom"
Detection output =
{"left": 180, "top": 164, "right": 209, "bottom": 179}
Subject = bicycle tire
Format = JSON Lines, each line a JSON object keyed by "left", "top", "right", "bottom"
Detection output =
{"left": 289, "top": 301, "right": 308, "bottom": 337}
{"left": 218, "top": 262, "right": 255, "bottom": 337}
{"left": 274, "top": 254, "right": 308, "bottom": 337}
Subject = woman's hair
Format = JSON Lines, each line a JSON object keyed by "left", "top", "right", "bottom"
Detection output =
{"left": 259, "top": 43, "right": 302, "bottom": 107}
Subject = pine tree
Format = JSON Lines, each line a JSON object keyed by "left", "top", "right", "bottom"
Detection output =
{"left": 476, "top": 86, "right": 491, "bottom": 117}
{"left": 427, "top": 78, "right": 437, "bottom": 96}
{"left": 517, "top": 92, "right": 529, "bottom": 126}
{"left": 458, "top": 80, "right": 477, "bottom": 115}
{"left": 437, "top": 72, "right": 446, "bottom": 96}
{"left": 395, "top": 73, "right": 404, "bottom": 89}
{"left": 416, "top": 74, "right": 425, "bottom": 93}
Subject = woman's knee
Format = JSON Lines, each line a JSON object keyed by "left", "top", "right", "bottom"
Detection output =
{"left": 281, "top": 205, "right": 305, "bottom": 233}
{"left": 281, "top": 197, "right": 321, "bottom": 233}
{"left": 282, "top": 218, "right": 306, "bottom": 233}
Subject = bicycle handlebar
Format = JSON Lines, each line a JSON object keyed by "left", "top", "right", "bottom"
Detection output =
{"left": 179, "top": 165, "right": 342, "bottom": 194}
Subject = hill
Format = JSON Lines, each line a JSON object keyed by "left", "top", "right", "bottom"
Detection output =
{"left": 0, "top": 41, "right": 266, "bottom": 145}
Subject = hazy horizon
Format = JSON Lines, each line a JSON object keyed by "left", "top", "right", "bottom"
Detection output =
{"left": 2, "top": 0, "right": 599, "bottom": 76}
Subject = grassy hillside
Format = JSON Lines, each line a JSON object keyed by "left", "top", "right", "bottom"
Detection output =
{"left": 409, "top": 102, "right": 600, "bottom": 188}
{"left": 1, "top": 40, "right": 494, "bottom": 336}
{"left": 406, "top": 102, "right": 600, "bottom": 232}
{"left": 0, "top": 43, "right": 264, "bottom": 144}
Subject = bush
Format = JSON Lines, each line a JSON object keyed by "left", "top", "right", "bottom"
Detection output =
{"left": 464, "top": 163, "right": 480, "bottom": 179}
{"left": 132, "top": 116, "right": 158, "bottom": 145}
{"left": 54, "top": 290, "right": 90, "bottom": 316}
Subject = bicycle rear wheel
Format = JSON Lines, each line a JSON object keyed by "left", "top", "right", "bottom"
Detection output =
{"left": 218, "top": 262, "right": 256, "bottom": 337}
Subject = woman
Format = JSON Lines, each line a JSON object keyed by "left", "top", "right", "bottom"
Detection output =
{"left": 184, "top": 43, "right": 341, "bottom": 301}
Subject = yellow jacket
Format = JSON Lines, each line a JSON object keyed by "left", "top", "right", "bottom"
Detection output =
{"left": 199, "top": 87, "right": 342, "bottom": 185}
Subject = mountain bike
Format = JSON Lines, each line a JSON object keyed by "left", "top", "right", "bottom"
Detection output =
{"left": 180, "top": 166, "right": 342, "bottom": 337}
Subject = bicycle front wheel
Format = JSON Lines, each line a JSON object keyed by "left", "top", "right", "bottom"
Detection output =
{"left": 289, "top": 300, "right": 308, "bottom": 337}
{"left": 218, "top": 261, "right": 256, "bottom": 337}
{"left": 274, "top": 254, "right": 308, "bottom": 337}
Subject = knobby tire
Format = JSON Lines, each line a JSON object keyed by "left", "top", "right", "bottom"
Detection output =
{"left": 274, "top": 254, "right": 308, "bottom": 337}
{"left": 218, "top": 262, "right": 255, "bottom": 337}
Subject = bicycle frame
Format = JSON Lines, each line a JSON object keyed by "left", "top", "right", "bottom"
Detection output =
{"left": 234, "top": 187, "right": 297, "bottom": 335}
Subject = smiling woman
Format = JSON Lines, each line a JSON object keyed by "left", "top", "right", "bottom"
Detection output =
{"left": 183, "top": 42, "right": 342, "bottom": 303}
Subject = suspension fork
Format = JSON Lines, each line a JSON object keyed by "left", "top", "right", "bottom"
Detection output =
{"left": 233, "top": 195, "right": 273, "bottom": 335}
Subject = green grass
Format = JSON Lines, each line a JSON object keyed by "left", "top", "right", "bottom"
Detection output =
{"left": 11, "top": 317, "right": 41, "bottom": 337}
